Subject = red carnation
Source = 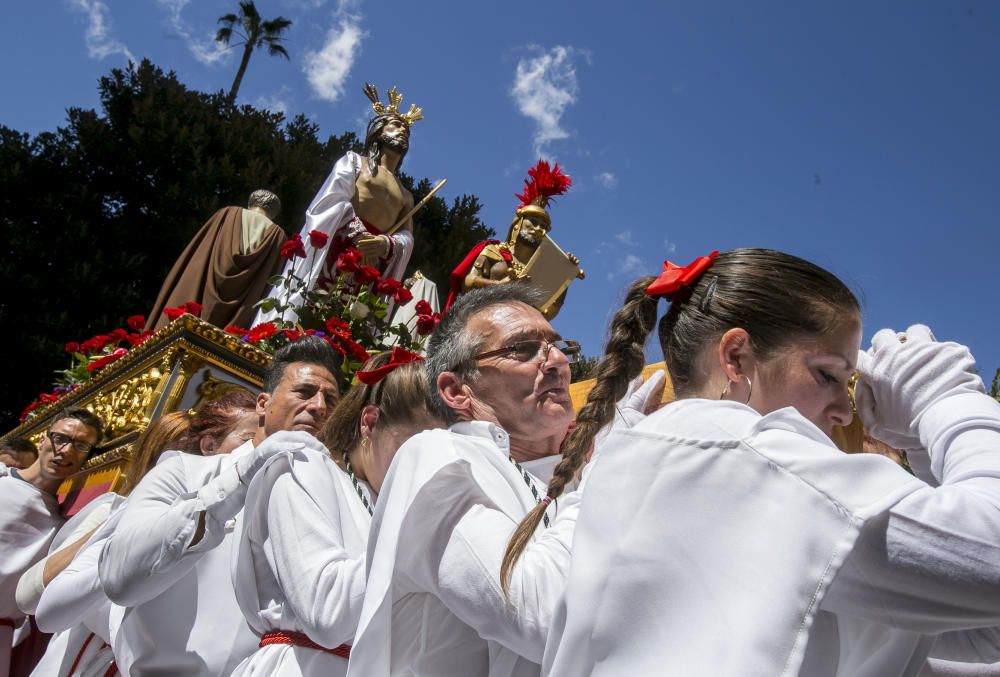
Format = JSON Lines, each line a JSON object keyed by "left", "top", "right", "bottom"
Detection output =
{"left": 80, "top": 338, "right": 103, "bottom": 354}
{"left": 354, "top": 264, "right": 381, "bottom": 286}
{"left": 163, "top": 306, "right": 186, "bottom": 321}
{"left": 416, "top": 312, "right": 440, "bottom": 336}
{"left": 323, "top": 337, "right": 347, "bottom": 358}
{"left": 224, "top": 325, "right": 248, "bottom": 336}
{"left": 341, "top": 337, "right": 370, "bottom": 363}
{"left": 65, "top": 342, "right": 80, "bottom": 354}
{"left": 325, "top": 317, "right": 352, "bottom": 340}
{"left": 280, "top": 234, "right": 307, "bottom": 260}
{"left": 282, "top": 329, "right": 302, "bottom": 342}
{"left": 127, "top": 315, "right": 145, "bottom": 330}
{"left": 393, "top": 287, "right": 413, "bottom": 304}
{"left": 86, "top": 347, "right": 128, "bottom": 372}
{"left": 336, "top": 248, "right": 362, "bottom": 273}
{"left": 109, "top": 328, "right": 128, "bottom": 344}
{"left": 130, "top": 330, "right": 154, "bottom": 346}
{"left": 414, "top": 300, "right": 433, "bottom": 315}
{"left": 376, "top": 278, "right": 402, "bottom": 296}
{"left": 248, "top": 323, "right": 279, "bottom": 343}
{"left": 184, "top": 301, "right": 203, "bottom": 317}
{"left": 308, "top": 230, "right": 330, "bottom": 249}
{"left": 39, "top": 393, "right": 61, "bottom": 404}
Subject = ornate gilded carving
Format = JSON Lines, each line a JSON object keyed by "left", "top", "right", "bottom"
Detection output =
{"left": 89, "top": 365, "right": 164, "bottom": 440}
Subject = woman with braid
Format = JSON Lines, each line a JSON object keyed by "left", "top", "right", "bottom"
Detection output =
{"left": 230, "top": 349, "right": 440, "bottom": 677}
{"left": 528, "top": 248, "right": 1000, "bottom": 677}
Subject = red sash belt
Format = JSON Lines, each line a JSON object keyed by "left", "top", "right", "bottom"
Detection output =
{"left": 259, "top": 630, "right": 351, "bottom": 659}
{"left": 68, "top": 632, "right": 118, "bottom": 676}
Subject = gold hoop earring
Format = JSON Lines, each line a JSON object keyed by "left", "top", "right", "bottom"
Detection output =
{"left": 719, "top": 375, "right": 753, "bottom": 405}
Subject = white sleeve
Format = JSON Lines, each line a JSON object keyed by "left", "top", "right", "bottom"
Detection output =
{"left": 260, "top": 468, "right": 367, "bottom": 646}
{"left": 98, "top": 455, "right": 228, "bottom": 607}
{"left": 927, "top": 626, "right": 1000, "bottom": 664}
{"left": 15, "top": 502, "right": 111, "bottom": 615}
{"left": 435, "top": 491, "right": 579, "bottom": 663}
{"left": 35, "top": 529, "right": 109, "bottom": 633}
{"left": 822, "top": 394, "right": 1000, "bottom": 633}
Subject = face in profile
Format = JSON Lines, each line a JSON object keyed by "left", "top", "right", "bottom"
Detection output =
{"left": 462, "top": 301, "right": 574, "bottom": 441}
{"left": 258, "top": 363, "right": 339, "bottom": 437}
{"left": 0, "top": 449, "right": 35, "bottom": 469}
{"left": 751, "top": 320, "right": 862, "bottom": 437}
{"left": 204, "top": 410, "right": 258, "bottom": 455}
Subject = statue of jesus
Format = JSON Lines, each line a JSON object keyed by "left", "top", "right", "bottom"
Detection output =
{"left": 254, "top": 83, "right": 422, "bottom": 325}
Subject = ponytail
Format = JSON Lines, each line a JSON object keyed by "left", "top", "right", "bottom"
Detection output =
{"left": 500, "top": 276, "right": 659, "bottom": 594}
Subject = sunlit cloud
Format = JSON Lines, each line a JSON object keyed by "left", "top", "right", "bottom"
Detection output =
{"left": 303, "top": 2, "right": 365, "bottom": 103}
{"left": 157, "top": 0, "right": 230, "bottom": 66}
{"left": 510, "top": 45, "right": 589, "bottom": 158}
{"left": 597, "top": 171, "right": 618, "bottom": 189}
{"left": 67, "top": 0, "right": 135, "bottom": 63}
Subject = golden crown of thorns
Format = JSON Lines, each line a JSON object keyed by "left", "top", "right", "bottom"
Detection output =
{"left": 363, "top": 83, "right": 424, "bottom": 127}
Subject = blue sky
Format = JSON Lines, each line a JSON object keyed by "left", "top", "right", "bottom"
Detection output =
{"left": 4, "top": 1, "right": 999, "bottom": 379}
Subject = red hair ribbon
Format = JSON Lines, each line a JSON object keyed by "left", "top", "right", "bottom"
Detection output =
{"left": 355, "top": 347, "right": 424, "bottom": 385}
{"left": 645, "top": 251, "right": 719, "bottom": 299}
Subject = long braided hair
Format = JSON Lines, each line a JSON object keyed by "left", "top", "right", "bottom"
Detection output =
{"left": 500, "top": 276, "right": 659, "bottom": 593}
{"left": 500, "top": 248, "right": 860, "bottom": 594}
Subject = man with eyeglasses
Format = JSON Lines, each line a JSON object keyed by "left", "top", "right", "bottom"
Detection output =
{"left": 99, "top": 336, "right": 340, "bottom": 676}
{"left": 0, "top": 407, "right": 102, "bottom": 676}
{"left": 347, "top": 283, "right": 662, "bottom": 677}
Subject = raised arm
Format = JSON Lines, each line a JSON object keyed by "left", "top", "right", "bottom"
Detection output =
{"left": 823, "top": 326, "right": 1000, "bottom": 634}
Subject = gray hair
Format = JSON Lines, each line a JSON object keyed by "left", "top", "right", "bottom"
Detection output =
{"left": 425, "top": 282, "right": 545, "bottom": 423}
{"left": 248, "top": 189, "right": 282, "bottom": 220}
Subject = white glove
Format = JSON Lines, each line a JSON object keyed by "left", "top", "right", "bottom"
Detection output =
{"left": 594, "top": 370, "right": 667, "bottom": 448}
{"left": 196, "top": 430, "right": 328, "bottom": 523}
{"left": 854, "top": 324, "right": 985, "bottom": 453}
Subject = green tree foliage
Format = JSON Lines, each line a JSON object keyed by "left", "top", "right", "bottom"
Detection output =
{"left": 216, "top": 0, "right": 292, "bottom": 103}
{"left": 0, "top": 59, "right": 491, "bottom": 428}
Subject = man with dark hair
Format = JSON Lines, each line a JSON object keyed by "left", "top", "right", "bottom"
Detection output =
{"left": 255, "top": 83, "right": 423, "bottom": 325}
{"left": 0, "top": 438, "right": 38, "bottom": 470}
{"left": 1, "top": 408, "right": 102, "bottom": 674}
{"left": 100, "top": 336, "right": 339, "bottom": 676}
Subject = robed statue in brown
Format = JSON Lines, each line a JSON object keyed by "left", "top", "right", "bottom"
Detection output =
{"left": 146, "top": 190, "right": 286, "bottom": 331}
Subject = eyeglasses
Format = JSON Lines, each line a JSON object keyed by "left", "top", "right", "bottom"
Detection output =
{"left": 472, "top": 339, "right": 581, "bottom": 365}
{"left": 46, "top": 430, "right": 95, "bottom": 455}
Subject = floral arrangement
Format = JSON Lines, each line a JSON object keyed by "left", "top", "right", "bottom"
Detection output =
{"left": 18, "top": 229, "right": 443, "bottom": 424}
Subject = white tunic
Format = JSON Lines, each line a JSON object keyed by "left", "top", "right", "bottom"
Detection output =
{"left": 543, "top": 398, "right": 1000, "bottom": 677}
{"left": 254, "top": 151, "right": 415, "bottom": 326}
{"left": 22, "top": 493, "right": 119, "bottom": 677}
{"left": 0, "top": 465, "right": 62, "bottom": 677}
{"left": 230, "top": 446, "right": 372, "bottom": 676}
{"left": 98, "top": 442, "right": 258, "bottom": 676}
{"left": 347, "top": 421, "right": 577, "bottom": 677}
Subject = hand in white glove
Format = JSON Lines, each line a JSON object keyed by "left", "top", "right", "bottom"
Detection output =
{"left": 614, "top": 370, "right": 667, "bottom": 428}
{"left": 594, "top": 370, "right": 667, "bottom": 449}
{"left": 196, "top": 430, "right": 329, "bottom": 524}
{"left": 854, "top": 324, "right": 984, "bottom": 452}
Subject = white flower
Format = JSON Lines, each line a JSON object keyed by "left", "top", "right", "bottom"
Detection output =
{"left": 349, "top": 300, "right": 370, "bottom": 319}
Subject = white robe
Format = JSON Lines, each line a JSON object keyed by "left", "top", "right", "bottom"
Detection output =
{"left": 346, "top": 421, "right": 578, "bottom": 677}
{"left": 254, "top": 151, "right": 415, "bottom": 326}
{"left": 22, "top": 493, "right": 119, "bottom": 677}
{"left": 230, "top": 446, "right": 372, "bottom": 676}
{"left": 543, "top": 398, "right": 1000, "bottom": 677}
{"left": 98, "top": 443, "right": 258, "bottom": 676}
{"left": 0, "top": 465, "right": 63, "bottom": 677}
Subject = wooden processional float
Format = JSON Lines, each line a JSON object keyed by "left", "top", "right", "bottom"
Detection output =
{"left": 1, "top": 326, "right": 865, "bottom": 517}
{"left": 0, "top": 316, "right": 270, "bottom": 516}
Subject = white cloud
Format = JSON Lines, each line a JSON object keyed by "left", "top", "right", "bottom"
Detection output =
{"left": 664, "top": 238, "right": 677, "bottom": 254}
{"left": 157, "top": 0, "right": 230, "bottom": 66}
{"left": 303, "top": 5, "right": 365, "bottom": 103}
{"left": 510, "top": 45, "right": 589, "bottom": 158}
{"left": 254, "top": 86, "right": 292, "bottom": 115}
{"left": 68, "top": 0, "right": 134, "bottom": 62}
{"left": 608, "top": 254, "right": 647, "bottom": 281}
{"left": 597, "top": 171, "right": 618, "bottom": 189}
{"left": 615, "top": 230, "right": 636, "bottom": 246}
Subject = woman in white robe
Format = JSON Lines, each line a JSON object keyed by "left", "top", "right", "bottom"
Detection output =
{"left": 230, "top": 349, "right": 440, "bottom": 677}
{"left": 534, "top": 248, "right": 1000, "bottom": 677}
{"left": 27, "top": 392, "right": 258, "bottom": 676}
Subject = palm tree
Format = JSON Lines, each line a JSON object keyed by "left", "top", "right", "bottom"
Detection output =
{"left": 216, "top": 1, "right": 292, "bottom": 104}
